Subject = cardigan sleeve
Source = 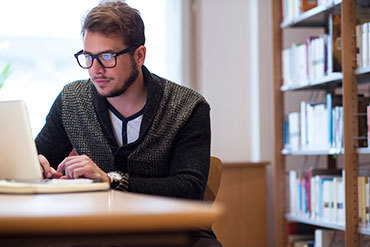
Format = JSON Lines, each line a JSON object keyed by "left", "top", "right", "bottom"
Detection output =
{"left": 126, "top": 102, "right": 211, "bottom": 200}
{"left": 35, "top": 93, "right": 73, "bottom": 169}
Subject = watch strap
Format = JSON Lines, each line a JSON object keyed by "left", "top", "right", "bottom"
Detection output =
{"left": 109, "top": 171, "right": 129, "bottom": 191}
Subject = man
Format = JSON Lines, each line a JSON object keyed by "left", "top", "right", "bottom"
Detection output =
{"left": 35, "top": 1, "right": 221, "bottom": 246}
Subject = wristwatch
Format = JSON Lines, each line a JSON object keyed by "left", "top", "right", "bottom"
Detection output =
{"left": 107, "top": 171, "right": 122, "bottom": 189}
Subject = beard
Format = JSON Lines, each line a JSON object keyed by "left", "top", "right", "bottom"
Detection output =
{"left": 94, "top": 55, "right": 140, "bottom": 98}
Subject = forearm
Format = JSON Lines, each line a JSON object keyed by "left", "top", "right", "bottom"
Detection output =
{"left": 35, "top": 93, "right": 73, "bottom": 169}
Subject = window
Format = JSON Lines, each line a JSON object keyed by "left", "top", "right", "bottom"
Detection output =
{"left": 126, "top": 0, "right": 183, "bottom": 84}
{"left": 0, "top": 0, "right": 97, "bottom": 136}
{"left": 0, "top": 0, "right": 182, "bottom": 137}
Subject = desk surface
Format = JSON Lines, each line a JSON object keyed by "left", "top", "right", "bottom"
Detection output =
{"left": 0, "top": 190, "right": 223, "bottom": 235}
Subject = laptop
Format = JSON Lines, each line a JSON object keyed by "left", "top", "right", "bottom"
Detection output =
{"left": 0, "top": 100, "right": 109, "bottom": 193}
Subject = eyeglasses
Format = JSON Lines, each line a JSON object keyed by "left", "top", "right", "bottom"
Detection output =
{"left": 74, "top": 46, "right": 137, "bottom": 69}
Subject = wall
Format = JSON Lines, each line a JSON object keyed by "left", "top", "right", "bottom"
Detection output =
{"left": 183, "top": 0, "right": 274, "bottom": 246}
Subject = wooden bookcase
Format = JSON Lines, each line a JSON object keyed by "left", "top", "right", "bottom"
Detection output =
{"left": 272, "top": 0, "right": 369, "bottom": 246}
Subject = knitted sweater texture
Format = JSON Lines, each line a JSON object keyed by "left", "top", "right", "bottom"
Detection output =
{"left": 35, "top": 66, "right": 211, "bottom": 199}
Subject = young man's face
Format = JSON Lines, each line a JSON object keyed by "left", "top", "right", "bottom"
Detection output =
{"left": 83, "top": 31, "right": 139, "bottom": 98}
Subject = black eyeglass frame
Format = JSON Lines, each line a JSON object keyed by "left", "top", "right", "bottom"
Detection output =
{"left": 74, "top": 46, "right": 138, "bottom": 69}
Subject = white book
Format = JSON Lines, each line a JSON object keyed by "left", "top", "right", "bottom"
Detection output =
{"left": 288, "top": 112, "right": 300, "bottom": 151}
{"left": 317, "top": 36, "right": 326, "bottom": 79}
{"left": 289, "top": 170, "right": 299, "bottom": 215}
{"left": 310, "top": 176, "right": 316, "bottom": 219}
{"left": 338, "top": 107, "right": 344, "bottom": 149}
{"left": 310, "top": 38, "right": 317, "bottom": 80}
{"left": 307, "top": 104, "right": 315, "bottom": 150}
{"left": 298, "top": 43, "right": 309, "bottom": 86}
{"left": 326, "top": 33, "right": 333, "bottom": 74}
{"left": 362, "top": 23, "right": 368, "bottom": 68}
{"left": 368, "top": 22, "right": 370, "bottom": 67}
{"left": 322, "top": 180, "right": 331, "bottom": 222}
{"left": 332, "top": 177, "right": 342, "bottom": 224}
{"left": 300, "top": 101, "right": 308, "bottom": 149}
{"left": 314, "top": 38, "right": 320, "bottom": 80}
{"left": 338, "top": 171, "right": 345, "bottom": 225}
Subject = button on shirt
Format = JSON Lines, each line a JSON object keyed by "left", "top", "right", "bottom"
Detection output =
{"left": 107, "top": 103, "right": 144, "bottom": 146}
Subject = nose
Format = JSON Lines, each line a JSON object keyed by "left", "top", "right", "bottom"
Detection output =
{"left": 89, "top": 58, "right": 106, "bottom": 74}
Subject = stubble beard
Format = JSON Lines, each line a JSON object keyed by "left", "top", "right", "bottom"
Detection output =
{"left": 96, "top": 55, "right": 140, "bottom": 98}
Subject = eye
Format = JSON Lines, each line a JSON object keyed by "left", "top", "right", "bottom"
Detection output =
{"left": 101, "top": 53, "right": 113, "bottom": 61}
{"left": 84, "top": 54, "right": 93, "bottom": 61}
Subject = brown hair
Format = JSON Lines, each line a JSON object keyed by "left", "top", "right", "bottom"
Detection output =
{"left": 81, "top": 1, "right": 145, "bottom": 47}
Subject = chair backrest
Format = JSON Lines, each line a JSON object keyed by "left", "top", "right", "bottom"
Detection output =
{"left": 204, "top": 156, "right": 222, "bottom": 202}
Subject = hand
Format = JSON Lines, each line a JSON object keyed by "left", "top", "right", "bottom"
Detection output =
{"left": 38, "top": 154, "right": 63, "bottom": 179}
{"left": 57, "top": 155, "right": 110, "bottom": 182}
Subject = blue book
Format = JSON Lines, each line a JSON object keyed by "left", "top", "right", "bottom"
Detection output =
{"left": 318, "top": 177, "right": 334, "bottom": 219}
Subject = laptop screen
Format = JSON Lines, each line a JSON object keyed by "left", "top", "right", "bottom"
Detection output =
{"left": 0, "top": 100, "right": 43, "bottom": 180}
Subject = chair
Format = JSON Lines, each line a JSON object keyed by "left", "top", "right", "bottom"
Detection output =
{"left": 204, "top": 156, "right": 223, "bottom": 202}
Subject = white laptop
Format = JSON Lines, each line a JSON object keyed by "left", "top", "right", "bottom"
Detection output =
{"left": 0, "top": 100, "right": 109, "bottom": 193}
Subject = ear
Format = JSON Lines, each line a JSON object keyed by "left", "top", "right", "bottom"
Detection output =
{"left": 134, "top": 45, "right": 146, "bottom": 66}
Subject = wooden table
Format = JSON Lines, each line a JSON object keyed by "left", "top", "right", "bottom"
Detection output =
{"left": 0, "top": 190, "right": 223, "bottom": 246}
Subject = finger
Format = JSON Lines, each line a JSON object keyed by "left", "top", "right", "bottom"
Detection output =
{"left": 72, "top": 167, "right": 88, "bottom": 179}
{"left": 38, "top": 155, "right": 52, "bottom": 178}
{"left": 50, "top": 167, "right": 63, "bottom": 178}
{"left": 64, "top": 163, "right": 85, "bottom": 179}
{"left": 63, "top": 155, "right": 91, "bottom": 178}
{"left": 56, "top": 157, "right": 75, "bottom": 174}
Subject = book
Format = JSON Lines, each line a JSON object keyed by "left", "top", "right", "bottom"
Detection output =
{"left": 356, "top": 24, "right": 363, "bottom": 68}
{"left": 288, "top": 112, "right": 301, "bottom": 151}
{"left": 328, "top": 14, "right": 342, "bottom": 73}
{"left": 368, "top": 104, "right": 370, "bottom": 148}
{"left": 358, "top": 96, "right": 370, "bottom": 147}
{"left": 358, "top": 176, "right": 368, "bottom": 228}
{"left": 362, "top": 22, "right": 368, "bottom": 68}
{"left": 314, "top": 229, "right": 345, "bottom": 247}
{"left": 0, "top": 179, "right": 110, "bottom": 194}
{"left": 301, "top": 0, "right": 317, "bottom": 13}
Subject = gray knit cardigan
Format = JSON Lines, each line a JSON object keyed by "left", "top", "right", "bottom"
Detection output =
{"left": 35, "top": 66, "right": 211, "bottom": 199}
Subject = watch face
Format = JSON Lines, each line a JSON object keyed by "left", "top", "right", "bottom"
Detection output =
{"left": 109, "top": 172, "right": 122, "bottom": 181}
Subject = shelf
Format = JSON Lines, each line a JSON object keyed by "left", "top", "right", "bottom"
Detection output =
{"left": 359, "top": 227, "right": 370, "bottom": 235}
{"left": 357, "top": 148, "right": 370, "bottom": 154}
{"left": 355, "top": 66, "right": 370, "bottom": 75}
{"left": 356, "top": 67, "right": 370, "bottom": 84}
{"left": 280, "top": 1, "right": 342, "bottom": 28}
{"left": 282, "top": 148, "right": 343, "bottom": 156}
{"left": 273, "top": 0, "right": 363, "bottom": 245}
{"left": 280, "top": 73, "right": 343, "bottom": 92}
{"left": 286, "top": 214, "right": 345, "bottom": 231}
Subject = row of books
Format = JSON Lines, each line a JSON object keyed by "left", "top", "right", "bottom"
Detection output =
{"left": 284, "top": 94, "right": 343, "bottom": 151}
{"left": 289, "top": 229, "right": 370, "bottom": 247}
{"left": 289, "top": 169, "right": 370, "bottom": 229}
{"left": 289, "top": 229, "right": 345, "bottom": 247}
{"left": 285, "top": 94, "right": 370, "bottom": 151}
{"left": 289, "top": 169, "right": 345, "bottom": 225}
{"left": 358, "top": 173, "right": 370, "bottom": 228}
{"left": 281, "top": 0, "right": 340, "bottom": 23}
{"left": 282, "top": 14, "right": 341, "bottom": 89}
{"left": 356, "top": 22, "right": 370, "bottom": 69}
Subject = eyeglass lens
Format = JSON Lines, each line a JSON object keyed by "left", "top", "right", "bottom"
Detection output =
{"left": 77, "top": 53, "right": 116, "bottom": 68}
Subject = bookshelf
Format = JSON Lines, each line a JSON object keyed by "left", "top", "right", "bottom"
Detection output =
{"left": 272, "top": 0, "right": 370, "bottom": 247}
